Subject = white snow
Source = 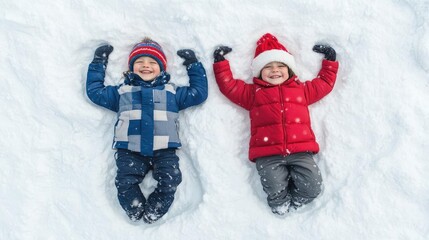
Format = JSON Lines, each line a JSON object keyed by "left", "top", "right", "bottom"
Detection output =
{"left": 1, "top": 0, "right": 429, "bottom": 239}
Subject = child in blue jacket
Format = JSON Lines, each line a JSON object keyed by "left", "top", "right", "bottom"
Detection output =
{"left": 86, "top": 37, "right": 208, "bottom": 223}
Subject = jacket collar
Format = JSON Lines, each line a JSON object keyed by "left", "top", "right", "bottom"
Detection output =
{"left": 252, "top": 75, "right": 298, "bottom": 87}
{"left": 124, "top": 71, "right": 171, "bottom": 87}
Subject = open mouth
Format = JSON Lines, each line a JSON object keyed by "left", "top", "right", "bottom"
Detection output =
{"left": 139, "top": 70, "right": 152, "bottom": 74}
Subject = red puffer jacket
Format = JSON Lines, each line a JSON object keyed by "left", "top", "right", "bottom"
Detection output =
{"left": 213, "top": 59, "right": 339, "bottom": 161}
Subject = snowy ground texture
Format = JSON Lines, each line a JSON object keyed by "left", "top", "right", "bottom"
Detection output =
{"left": 1, "top": 0, "right": 428, "bottom": 239}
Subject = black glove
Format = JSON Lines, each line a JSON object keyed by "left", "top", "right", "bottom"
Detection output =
{"left": 313, "top": 44, "right": 336, "bottom": 61}
{"left": 92, "top": 44, "right": 114, "bottom": 65}
{"left": 213, "top": 46, "right": 232, "bottom": 63}
{"left": 177, "top": 49, "right": 198, "bottom": 66}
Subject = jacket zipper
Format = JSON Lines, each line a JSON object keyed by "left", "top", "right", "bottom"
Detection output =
{"left": 278, "top": 85, "right": 288, "bottom": 155}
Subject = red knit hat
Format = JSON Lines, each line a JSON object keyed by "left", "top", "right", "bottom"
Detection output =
{"left": 251, "top": 33, "right": 296, "bottom": 77}
{"left": 128, "top": 37, "right": 167, "bottom": 72}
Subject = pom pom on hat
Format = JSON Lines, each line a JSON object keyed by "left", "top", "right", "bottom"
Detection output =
{"left": 251, "top": 33, "right": 296, "bottom": 77}
{"left": 128, "top": 37, "right": 167, "bottom": 72}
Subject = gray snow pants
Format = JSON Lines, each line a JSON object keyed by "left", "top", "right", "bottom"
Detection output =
{"left": 256, "top": 152, "right": 323, "bottom": 211}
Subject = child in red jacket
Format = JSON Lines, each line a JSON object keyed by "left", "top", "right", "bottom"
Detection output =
{"left": 212, "top": 33, "right": 339, "bottom": 215}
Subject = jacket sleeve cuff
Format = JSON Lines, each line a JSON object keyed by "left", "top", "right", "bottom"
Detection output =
{"left": 213, "top": 60, "right": 231, "bottom": 74}
{"left": 322, "top": 59, "right": 339, "bottom": 73}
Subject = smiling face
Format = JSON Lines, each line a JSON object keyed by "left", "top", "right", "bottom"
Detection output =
{"left": 260, "top": 61, "right": 290, "bottom": 85}
{"left": 132, "top": 56, "right": 161, "bottom": 81}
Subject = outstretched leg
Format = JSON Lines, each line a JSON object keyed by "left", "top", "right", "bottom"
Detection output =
{"left": 143, "top": 149, "right": 182, "bottom": 223}
{"left": 286, "top": 152, "right": 323, "bottom": 210}
{"left": 256, "top": 155, "right": 292, "bottom": 214}
{"left": 115, "top": 149, "right": 151, "bottom": 221}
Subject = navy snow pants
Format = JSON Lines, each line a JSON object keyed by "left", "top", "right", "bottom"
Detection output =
{"left": 115, "top": 148, "right": 182, "bottom": 223}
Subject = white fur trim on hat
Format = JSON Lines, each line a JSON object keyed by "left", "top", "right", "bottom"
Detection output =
{"left": 251, "top": 49, "right": 296, "bottom": 77}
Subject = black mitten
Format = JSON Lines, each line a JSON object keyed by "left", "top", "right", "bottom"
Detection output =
{"left": 312, "top": 44, "right": 336, "bottom": 61}
{"left": 213, "top": 46, "right": 232, "bottom": 63}
{"left": 92, "top": 45, "right": 114, "bottom": 65}
{"left": 177, "top": 49, "right": 198, "bottom": 67}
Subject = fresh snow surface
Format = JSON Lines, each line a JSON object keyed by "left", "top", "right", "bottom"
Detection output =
{"left": 1, "top": 0, "right": 428, "bottom": 239}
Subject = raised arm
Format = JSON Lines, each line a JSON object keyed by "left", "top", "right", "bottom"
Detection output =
{"left": 303, "top": 44, "right": 339, "bottom": 105}
{"left": 175, "top": 49, "right": 208, "bottom": 110}
{"left": 213, "top": 46, "right": 254, "bottom": 110}
{"left": 86, "top": 45, "right": 120, "bottom": 112}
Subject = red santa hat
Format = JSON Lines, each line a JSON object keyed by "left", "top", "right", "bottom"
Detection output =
{"left": 251, "top": 33, "right": 296, "bottom": 77}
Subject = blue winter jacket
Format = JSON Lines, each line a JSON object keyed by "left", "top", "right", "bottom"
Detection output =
{"left": 86, "top": 61, "right": 208, "bottom": 156}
